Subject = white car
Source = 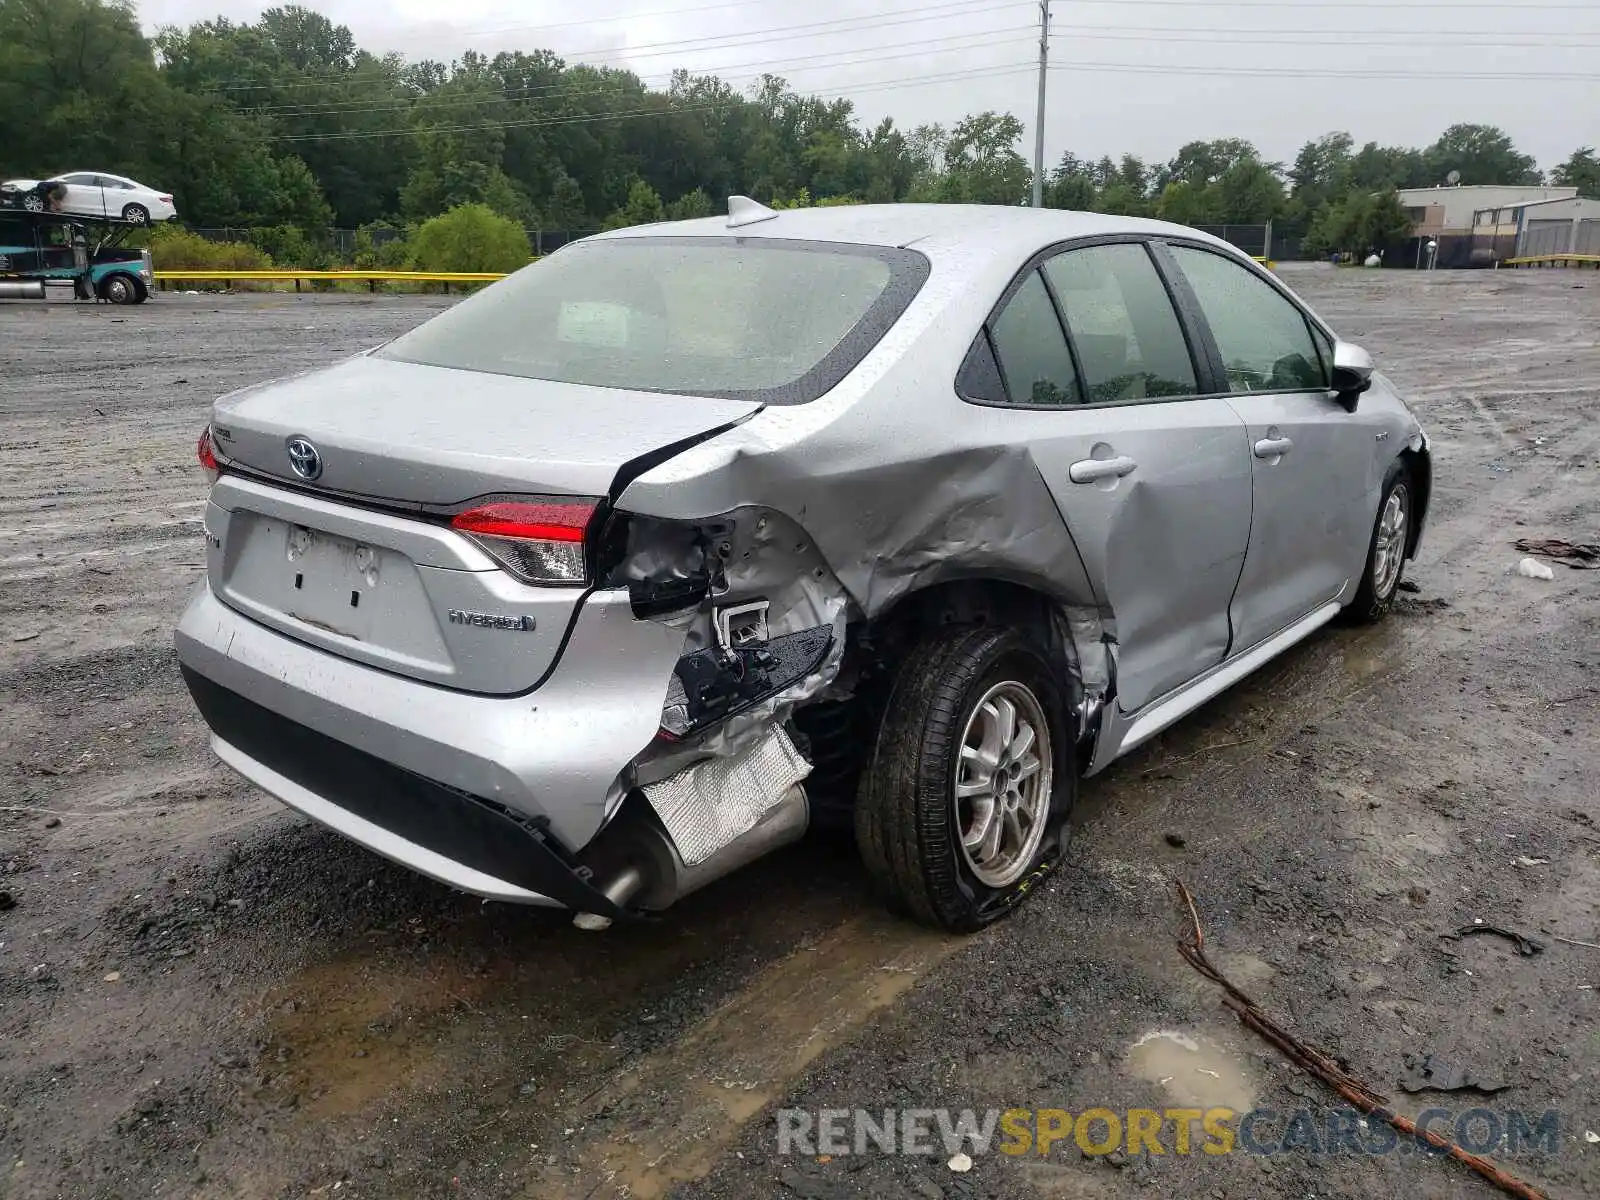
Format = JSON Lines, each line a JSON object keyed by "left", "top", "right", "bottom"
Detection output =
{"left": 1, "top": 172, "right": 176, "bottom": 224}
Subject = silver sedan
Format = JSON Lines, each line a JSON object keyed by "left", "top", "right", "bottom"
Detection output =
{"left": 176, "top": 199, "right": 1431, "bottom": 931}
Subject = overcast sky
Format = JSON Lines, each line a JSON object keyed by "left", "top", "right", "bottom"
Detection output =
{"left": 134, "top": 0, "right": 1598, "bottom": 174}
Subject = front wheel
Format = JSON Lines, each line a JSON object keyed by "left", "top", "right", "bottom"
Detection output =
{"left": 854, "top": 625, "right": 1075, "bottom": 932}
{"left": 21, "top": 193, "right": 44, "bottom": 213}
{"left": 1346, "top": 459, "right": 1412, "bottom": 622}
{"left": 99, "top": 273, "right": 142, "bottom": 305}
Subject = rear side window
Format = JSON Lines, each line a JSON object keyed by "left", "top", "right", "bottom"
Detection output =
{"left": 1043, "top": 243, "right": 1197, "bottom": 403}
{"left": 377, "top": 236, "right": 928, "bottom": 405}
{"left": 988, "top": 270, "right": 1082, "bottom": 406}
{"left": 1169, "top": 245, "right": 1327, "bottom": 392}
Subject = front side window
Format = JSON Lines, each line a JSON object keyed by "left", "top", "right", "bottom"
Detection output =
{"left": 377, "top": 236, "right": 927, "bottom": 405}
{"left": 58, "top": 174, "right": 96, "bottom": 185}
{"left": 1169, "top": 245, "right": 1327, "bottom": 392}
{"left": 988, "top": 270, "right": 1082, "bottom": 406}
{"left": 1042, "top": 243, "right": 1197, "bottom": 403}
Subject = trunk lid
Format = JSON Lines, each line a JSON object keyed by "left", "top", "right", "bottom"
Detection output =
{"left": 205, "top": 355, "right": 757, "bottom": 694}
{"left": 210, "top": 353, "right": 761, "bottom": 505}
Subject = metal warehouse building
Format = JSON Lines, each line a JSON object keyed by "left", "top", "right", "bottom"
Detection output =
{"left": 1491, "top": 196, "right": 1600, "bottom": 258}
{"left": 1397, "top": 184, "right": 1583, "bottom": 266}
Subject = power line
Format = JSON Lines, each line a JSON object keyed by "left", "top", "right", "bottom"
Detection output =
{"left": 268, "top": 61, "right": 1039, "bottom": 142}
{"left": 1081, "top": 0, "right": 1598, "bottom": 7}
{"left": 199, "top": 0, "right": 1033, "bottom": 91}
{"left": 234, "top": 30, "right": 1038, "bottom": 118}
{"left": 1049, "top": 60, "right": 1600, "bottom": 80}
{"left": 1052, "top": 25, "right": 1600, "bottom": 45}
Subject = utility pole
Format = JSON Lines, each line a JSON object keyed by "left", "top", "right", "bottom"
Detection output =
{"left": 1031, "top": 0, "right": 1050, "bottom": 207}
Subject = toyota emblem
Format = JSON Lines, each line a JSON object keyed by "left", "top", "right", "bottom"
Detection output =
{"left": 285, "top": 436, "right": 323, "bottom": 481}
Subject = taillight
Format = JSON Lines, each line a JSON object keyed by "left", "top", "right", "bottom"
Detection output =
{"left": 197, "top": 426, "right": 219, "bottom": 483}
{"left": 450, "top": 497, "right": 598, "bottom": 586}
{"left": 159, "top": 195, "right": 172, "bottom": 204}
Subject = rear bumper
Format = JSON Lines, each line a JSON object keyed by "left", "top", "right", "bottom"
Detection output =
{"left": 175, "top": 580, "right": 687, "bottom": 886}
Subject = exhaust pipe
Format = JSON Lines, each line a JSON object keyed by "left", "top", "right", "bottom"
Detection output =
{"left": 573, "top": 782, "right": 810, "bottom": 930}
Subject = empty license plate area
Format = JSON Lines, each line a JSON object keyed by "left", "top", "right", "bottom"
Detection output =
{"left": 220, "top": 511, "right": 450, "bottom": 668}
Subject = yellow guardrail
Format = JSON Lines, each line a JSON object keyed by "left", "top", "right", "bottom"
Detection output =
{"left": 154, "top": 268, "right": 511, "bottom": 291}
{"left": 1503, "top": 253, "right": 1600, "bottom": 268}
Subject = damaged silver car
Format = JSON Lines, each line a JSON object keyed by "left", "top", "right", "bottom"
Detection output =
{"left": 176, "top": 198, "right": 1432, "bottom": 932}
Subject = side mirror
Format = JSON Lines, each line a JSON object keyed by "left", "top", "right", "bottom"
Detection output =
{"left": 1330, "top": 340, "right": 1374, "bottom": 413}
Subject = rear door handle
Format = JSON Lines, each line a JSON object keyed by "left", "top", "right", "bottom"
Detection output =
{"left": 1068, "top": 455, "right": 1138, "bottom": 484}
{"left": 1253, "top": 436, "right": 1293, "bottom": 458}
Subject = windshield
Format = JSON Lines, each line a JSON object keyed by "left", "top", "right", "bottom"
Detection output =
{"left": 377, "top": 236, "right": 929, "bottom": 405}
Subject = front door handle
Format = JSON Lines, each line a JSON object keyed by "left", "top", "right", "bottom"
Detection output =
{"left": 1253, "top": 436, "right": 1293, "bottom": 458}
{"left": 1069, "top": 454, "right": 1138, "bottom": 484}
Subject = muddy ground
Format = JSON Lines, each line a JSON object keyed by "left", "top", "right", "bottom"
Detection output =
{"left": 1, "top": 267, "right": 1597, "bottom": 1200}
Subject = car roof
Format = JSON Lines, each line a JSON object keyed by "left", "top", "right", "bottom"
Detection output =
{"left": 590, "top": 202, "right": 1237, "bottom": 263}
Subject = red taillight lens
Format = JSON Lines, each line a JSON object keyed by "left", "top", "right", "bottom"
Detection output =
{"left": 159, "top": 195, "right": 173, "bottom": 204}
{"left": 197, "top": 426, "right": 219, "bottom": 483}
{"left": 450, "top": 498, "right": 597, "bottom": 586}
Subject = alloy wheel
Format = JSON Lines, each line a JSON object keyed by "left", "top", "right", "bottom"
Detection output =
{"left": 954, "top": 680, "right": 1053, "bottom": 888}
{"left": 1371, "top": 484, "right": 1409, "bottom": 599}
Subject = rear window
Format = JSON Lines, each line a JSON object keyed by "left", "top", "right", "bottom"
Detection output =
{"left": 377, "top": 235, "right": 929, "bottom": 405}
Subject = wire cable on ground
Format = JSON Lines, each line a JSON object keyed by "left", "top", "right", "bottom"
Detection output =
{"left": 1171, "top": 878, "right": 1550, "bottom": 1200}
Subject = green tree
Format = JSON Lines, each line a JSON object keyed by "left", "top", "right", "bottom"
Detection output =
{"left": 1424, "top": 124, "right": 1540, "bottom": 186}
{"left": 939, "top": 112, "right": 1028, "bottom": 205}
{"left": 665, "top": 188, "right": 714, "bottom": 220}
{"left": 1156, "top": 179, "right": 1223, "bottom": 226}
{"left": 1163, "top": 138, "right": 1260, "bottom": 189}
{"left": 600, "top": 179, "right": 666, "bottom": 230}
{"left": 1216, "top": 159, "right": 1286, "bottom": 223}
{"left": 1043, "top": 152, "right": 1098, "bottom": 211}
{"left": 1304, "top": 190, "right": 1412, "bottom": 258}
{"left": 409, "top": 203, "right": 531, "bottom": 272}
{"left": 1552, "top": 147, "right": 1600, "bottom": 199}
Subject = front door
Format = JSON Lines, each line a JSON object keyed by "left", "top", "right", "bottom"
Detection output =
{"left": 974, "top": 241, "right": 1254, "bottom": 714}
{"left": 1163, "top": 243, "right": 1372, "bottom": 653}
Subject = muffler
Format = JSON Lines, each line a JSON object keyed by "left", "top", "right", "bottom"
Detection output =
{"left": 574, "top": 729, "right": 812, "bottom": 929}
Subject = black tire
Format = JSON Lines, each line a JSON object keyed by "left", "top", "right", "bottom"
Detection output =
{"left": 99, "top": 273, "right": 142, "bottom": 305}
{"left": 854, "top": 625, "right": 1075, "bottom": 932}
{"left": 1346, "top": 458, "right": 1413, "bottom": 623}
{"left": 121, "top": 203, "right": 149, "bottom": 225}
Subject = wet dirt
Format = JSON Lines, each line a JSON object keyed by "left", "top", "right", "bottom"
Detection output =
{"left": 2, "top": 271, "right": 1598, "bottom": 1200}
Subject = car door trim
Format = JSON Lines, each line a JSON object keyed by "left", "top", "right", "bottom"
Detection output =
{"left": 956, "top": 233, "right": 1268, "bottom": 412}
{"left": 1152, "top": 238, "right": 1342, "bottom": 398}
{"left": 1091, "top": 599, "right": 1341, "bottom": 771}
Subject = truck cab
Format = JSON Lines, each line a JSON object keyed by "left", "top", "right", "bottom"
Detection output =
{"left": 0, "top": 212, "right": 154, "bottom": 303}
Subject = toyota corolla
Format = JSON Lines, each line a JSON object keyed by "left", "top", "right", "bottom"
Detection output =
{"left": 176, "top": 199, "right": 1431, "bottom": 932}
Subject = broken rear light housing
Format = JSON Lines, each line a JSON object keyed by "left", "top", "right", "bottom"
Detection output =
{"left": 197, "top": 426, "right": 219, "bottom": 483}
{"left": 450, "top": 497, "right": 599, "bottom": 586}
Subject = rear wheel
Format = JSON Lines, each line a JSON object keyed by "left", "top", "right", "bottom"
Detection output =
{"left": 121, "top": 203, "right": 149, "bottom": 225}
{"left": 99, "top": 273, "right": 142, "bottom": 305}
{"left": 854, "top": 625, "right": 1074, "bottom": 932}
{"left": 1346, "top": 458, "right": 1412, "bottom": 622}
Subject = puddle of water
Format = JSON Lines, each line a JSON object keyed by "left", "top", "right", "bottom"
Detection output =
{"left": 1125, "top": 1030, "right": 1255, "bottom": 1112}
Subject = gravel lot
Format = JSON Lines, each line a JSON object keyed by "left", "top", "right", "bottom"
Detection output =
{"left": 1, "top": 269, "right": 1597, "bottom": 1200}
